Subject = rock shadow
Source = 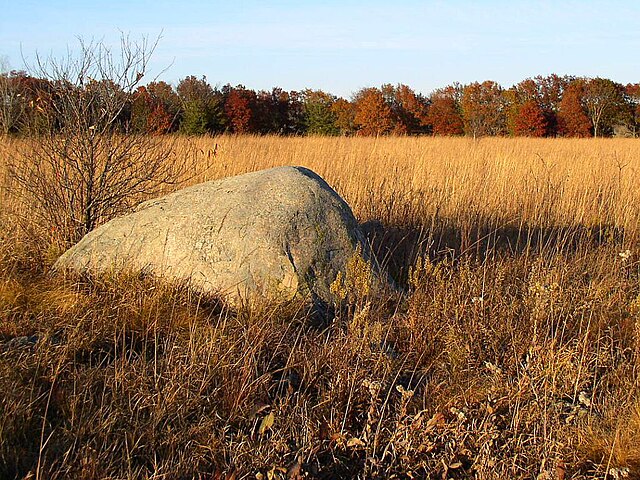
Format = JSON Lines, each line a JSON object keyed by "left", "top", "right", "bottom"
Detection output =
{"left": 361, "top": 218, "right": 626, "bottom": 285}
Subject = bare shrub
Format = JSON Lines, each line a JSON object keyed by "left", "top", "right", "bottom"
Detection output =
{"left": 9, "top": 35, "right": 185, "bottom": 246}
{"left": 0, "top": 57, "right": 26, "bottom": 135}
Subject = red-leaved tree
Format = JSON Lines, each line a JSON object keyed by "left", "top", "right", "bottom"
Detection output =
{"left": 512, "top": 100, "right": 548, "bottom": 137}
{"left": 625, "top": 83, "right": 640, "bottom": 135}
{"left": 557, "top": 80, "right": 592, "bottom": 137}
{"left": 224, "top": 85, "right": 257, "bottom": 134}
{"left": 381, "top": 83, "right": 429, "bottom": 134}
{"left": 131, "top": 86, "right": 173, "bottom": 135}
{"left": 425, "top": 85, "right": 464, "bottom": 135}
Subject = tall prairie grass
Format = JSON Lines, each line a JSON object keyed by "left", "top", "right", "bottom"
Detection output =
{"left": 178, "top": 136, "right": 640, "bottom": 232}
{"left": 1, "top": 135, "right": 639, "bottom": 479}
{"left": 176, "top": 136, "right": 640, "bottom": 277}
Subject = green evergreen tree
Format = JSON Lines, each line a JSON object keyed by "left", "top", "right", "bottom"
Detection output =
{"left": 302, "top": 89, "right": 339, "bottom": 135}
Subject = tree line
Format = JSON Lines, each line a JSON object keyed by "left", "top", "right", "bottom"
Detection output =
{"left": 1, "top": 71, "right": 639, "bottom": 138}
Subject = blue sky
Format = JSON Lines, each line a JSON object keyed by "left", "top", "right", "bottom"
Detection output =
{"left": 1, "top": 0, "right": 638, "bottom": 97}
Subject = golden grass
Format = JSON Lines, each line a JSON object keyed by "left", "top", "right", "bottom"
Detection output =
{"left": 174, "top": 136, "right": 640, "bottom": 278}
{"left": 1, "top": 135, "right": 640, "bottom": 479}
{"left": 4, "top": 135, "right": 640, "bottom": 247}
{"left": 179, "top": 135, "right": 640, "bottom": 228}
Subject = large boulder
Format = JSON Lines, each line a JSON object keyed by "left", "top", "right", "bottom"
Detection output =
{"left": 54, "top": 166, "right": 380, "bottom": 305}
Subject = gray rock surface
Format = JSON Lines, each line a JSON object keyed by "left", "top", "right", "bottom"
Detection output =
{"left": 54, "top": 166, "right": 378, "bottom": 305}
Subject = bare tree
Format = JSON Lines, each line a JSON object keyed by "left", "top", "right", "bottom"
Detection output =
{"left": 583, "top": 78, "right": 628, "bottom": 138}
{"left": 10, "top": 34, "right": 187, "bottom": 246}
{"left": 0, "top": 56, "right": 26, "bottom": 134}
{"left": 461, "top": 81, "right": 508, "bottom": 139}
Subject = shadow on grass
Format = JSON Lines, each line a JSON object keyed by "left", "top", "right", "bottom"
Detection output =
{"left": 362, "top": 218, "right": 625, "bottom": 285}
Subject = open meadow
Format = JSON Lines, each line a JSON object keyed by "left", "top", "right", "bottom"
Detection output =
{"left": 1, "top": 135, "right": 640, "bottom": 479}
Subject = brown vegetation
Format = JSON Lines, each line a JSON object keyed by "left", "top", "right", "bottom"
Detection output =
{"left": 1, "top": 135, "right": 640, "bottom": 479}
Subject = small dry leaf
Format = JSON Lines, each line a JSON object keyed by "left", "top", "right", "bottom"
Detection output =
{"left": 329, "top": 433, "right": 345, "bottom": 447}
{"left": 578, "top": 391, "right": 591, "bottom": 408}
{"left": 267, "top": 467, "right": 284, "bottom": 480}
{"left": 259, "top": 412, "right": 275, "bottom": 435}
{"left": 286, "top": 457, "right": 303, "bottom": 479}
{"left": 395, "top": 384, "right": 414, "bottom": 397}
{"left": 556, "top": 459, "right": 566, "bottom": 480}
{"left": 346, "top": 437, "right": 365, "bottom": 448}
{"left": 449, "top": 462, "right": 463, "bottom": 469}
{"left": 425, "top": 412, "right": 445, "bottom": 431}
{"left": 318, "top": 419, "right": 329, "bottom": 440}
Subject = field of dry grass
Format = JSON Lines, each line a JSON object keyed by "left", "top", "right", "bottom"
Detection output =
{"left": 1, "top": 135, "right": 640, "bottom": 479}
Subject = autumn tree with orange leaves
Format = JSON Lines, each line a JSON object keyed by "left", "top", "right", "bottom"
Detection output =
{"left": 146, "top": 81, "right": 181, "bottom": 131}
{"left": 223, "top": 85, "right": 257, "bottom": 134}
{"left": 331, "top": 98, "right": 356, "bottom": 135}
{"left": 353, "top": 87, "right": 395, "bottom": 136}
{"left": 557, "top": 80, "right": 591, "bottom": 137}
{"left": 511, "top": 100, "right": 547, "bottom": 137}
{"left": 131, "top": 86, "right": 174, "bottom": 134}
{"left": 425, "top": 85, "right": 464, "bottom": 135}
{"left": 381, "top": 84, "right": 429, "bottom": 134}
